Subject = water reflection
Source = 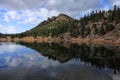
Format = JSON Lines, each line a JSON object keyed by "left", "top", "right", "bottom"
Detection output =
{"left": 19, "top": 42, "right": 120, "bottom": 71}
{"left": 0, "top": 42, "right": 119, "bottom": 80}
{"left": 0, "top": 42, "right": 60, "bottom": 69}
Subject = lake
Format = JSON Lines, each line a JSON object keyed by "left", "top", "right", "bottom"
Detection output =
{"left": 0, "top": 42, "right": 120, "bottom": 80}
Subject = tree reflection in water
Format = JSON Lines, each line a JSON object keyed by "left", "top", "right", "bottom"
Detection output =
{"left": 19, "top": 42, "right": 120, "bottom": 74}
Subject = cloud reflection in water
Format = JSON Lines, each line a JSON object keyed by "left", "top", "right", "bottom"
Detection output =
{"left": 0, "top": 42, "right": 60, "bottom": 69}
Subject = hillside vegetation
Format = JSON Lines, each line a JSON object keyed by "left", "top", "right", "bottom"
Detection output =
{"left": 0, "top": 5, "right": 120, "bottom": 42}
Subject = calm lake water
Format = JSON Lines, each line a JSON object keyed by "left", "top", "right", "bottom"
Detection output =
{"left": 0, "top": 42, "right": 120, "bottom": 80}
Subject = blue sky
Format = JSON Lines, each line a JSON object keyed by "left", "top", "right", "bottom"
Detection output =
{"left": 0, "top": 0, "right": 119, "bottom": 34}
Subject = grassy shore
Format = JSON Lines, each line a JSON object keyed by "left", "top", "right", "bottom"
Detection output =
{"left": 0, "top": 36, "right": 120, "bottom": 45}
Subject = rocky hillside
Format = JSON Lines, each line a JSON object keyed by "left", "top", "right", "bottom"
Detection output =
{"left": 70, "top": 5, "right": 120, "bottom": 38}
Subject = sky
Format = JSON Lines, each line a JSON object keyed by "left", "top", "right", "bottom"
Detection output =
{"left": 0, "top": 0, "right": 120, "bottom": 34}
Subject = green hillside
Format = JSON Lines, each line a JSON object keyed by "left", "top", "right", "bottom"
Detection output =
{"left": 17, "top": 14, "right": 76, "bottom": 38}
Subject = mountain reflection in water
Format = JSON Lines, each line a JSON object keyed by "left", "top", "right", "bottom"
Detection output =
{"left": 0, "top": 42, "right": 120, "bottom": 80}
{"left": 20, "top": 42, "right": 120, "bottom": 72}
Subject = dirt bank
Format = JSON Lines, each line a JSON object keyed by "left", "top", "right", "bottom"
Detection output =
{"left": 0, "top": 36, "right": 120, "bottom": 45}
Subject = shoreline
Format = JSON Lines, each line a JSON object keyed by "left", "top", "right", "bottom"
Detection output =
{"left": 0, "top": 37, "right": 120, "bottom": 46}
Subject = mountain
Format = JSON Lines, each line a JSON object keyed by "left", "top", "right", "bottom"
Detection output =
{"left": 17, "top": 14, "right": 75, "bottom": 38}
{"left": 0, "top": 5, "right": 120, "bottom": 43}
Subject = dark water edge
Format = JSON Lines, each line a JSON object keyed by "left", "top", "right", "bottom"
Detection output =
{"left": 0, "top": 42, "right": 120, "bottom": 80}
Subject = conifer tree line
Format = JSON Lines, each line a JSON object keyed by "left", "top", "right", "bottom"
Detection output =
{"left": 71, "top": 5, "right": 120, "bottom": 38}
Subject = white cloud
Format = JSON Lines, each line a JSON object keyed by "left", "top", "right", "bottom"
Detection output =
{"left": 0, "top": 42, "right": 60, "bottom": 68}
{"left": 3, "top": 15, "right": 10, "bottom": 22}
{"left": 6, "top": 26, "right": 21, "bottom": 33}
{"left": 0, "top": 24, "right": 22, "bottom": 33}
{"left": 0, "top": 0, "right": 43, "bottom": 10}
{"left": 0, "top": 0, "right": 104, "bottom": 18}
{"left": 44, "top": 0, "right": 102, "bottom": 12}
{"left": 20, "top": 9, "right": 42, "bottom": 24}
{"left": 20, "top": 8, "right": 59, "bottom": 24}
{"left": 3, "top": 8, "right": 59, "bottom": 24}
{"left": 0, "top": 43, "right": 21, "bottom": 54}
{"left": 113, "top": 0, "right": 120, "bottom": 6}
{"left": 8, "top": 11, "right": 20, "bottom": 20}
{"left": 109, "top": 0, "right": 120, "bottom": 5}
{"left": 4, "top": 11, "right": 21, "bottom": 20}
{"left": 1, "top": 0, "right": 120, "bottom": 17}
{"left": 22, "top": 17, "right": 36, "bottom": 24}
